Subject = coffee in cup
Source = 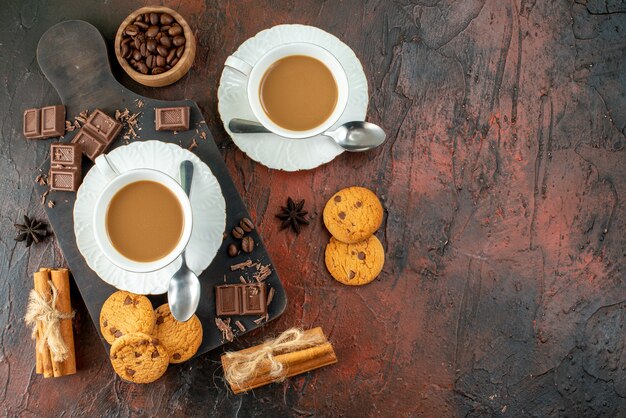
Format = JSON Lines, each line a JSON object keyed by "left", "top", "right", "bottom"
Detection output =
{"left": 225, "top": 42, "right": 349, "bottom": 139}
{"left": 93, "top": 155, "right": 193, "bottom": 273}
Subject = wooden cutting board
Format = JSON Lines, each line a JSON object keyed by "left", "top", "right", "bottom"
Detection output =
{"left": 33, "top": 20, "right": 286, "bottom": 358}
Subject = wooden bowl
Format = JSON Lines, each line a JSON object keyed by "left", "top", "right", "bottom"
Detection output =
{"left": 114, "top": 6, "right": 196, "bottom": 87}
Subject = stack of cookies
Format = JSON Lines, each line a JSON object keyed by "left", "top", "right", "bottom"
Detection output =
{"left": 99, "top": 291, "right": 203, "bottom": 383}
{"left": 323, "top": 186, "right": 385, "bottom": 286}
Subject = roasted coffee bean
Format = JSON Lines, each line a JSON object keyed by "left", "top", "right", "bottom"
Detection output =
{"left": 170, "top": 57, "right": 179, "bottom": 67}
{"left": 160, "top": 13, "right": 174, "bottom": 25}
{"left": 156, "top": 45, "right": 168, "bottom": 57}
{"left": 232, "top": 226, "right": 244, "bottom": 239}
{"left": 241, "top": 236, "right": 254, "bottom": 253}
{"left": 146, "top": 25, "right": 159, "bottom": 38}
{"left": 120, "top": 43, "right": 130, "bottom": 59}
{"left": 146, "top": 54, "right": 155, "bottom": 68}
{"left": 137, "top": 62, "right": 149, "bottom": 74}
{"left": 135, "top": 14, "right": 143, "bottom": 22}
{"left": 239, "top": 218, "right": 255, "bottom": 233}
{"left": 156, "top": 55, "right": 166, "bottom": 67}
{"left": 124, "top": 24, "right": 138, "bottom": 36}
{"left": 143, "top": 13, "right": 151, "bottom": 23}
{"left": 165, "top": 64, "right": 171, "bottom": 70}
{"left": 136, "top": 33, "right": 145, "bottom": 44}
{"left": 227, "top": 244, "right": 239, "bottom": 257}
{"left": 173, "top": 35, "right": 185, "bottom": 47}
{"left": 132, "top": 49, "right": 142, "bottom": 61}
{"left": 160, "top": 25, "right": 171, "bottom": 32}
{"left": 133, "top": 36, "right": 141, "bottom": 50}
{"left": 168, "top": 24, "right": 183, "bottom": 36}
{"left": 166, "top": 48, "right": 176, "bottom": 64}
{"left": 140, "top": 43, "right": 147, "bottom": 57}
{"left": 149, "top": 12, "right": 159, "bottom": 25}
{"left": 160, "top": 35, "right": 171, "bottom": 48}
{"left": 121, "top": 37, "right": 132, "bottom": 46}
{"left": 156, "top": 32, "right": 163, "bottom": 40}
{"left": 152, "top": 67, "right": 165, "bottom": 75}
{"left": 147, "top": 38, "right": 157, "bottom": 52}
{"left": 129, "top": 58, "right": 137, "bottom": 65}
{"left": 134, "top": 21, "right": 149, "bottom": 30}
{"left": 176, "top": 45, "right": 185, "bottom": 58}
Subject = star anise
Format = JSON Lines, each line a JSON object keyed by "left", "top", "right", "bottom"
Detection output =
{"left": 275, "top": 197, "right": 310, "bottom": 234}
{"left": 14, "top": 215, "right": 48, "bottom": 247}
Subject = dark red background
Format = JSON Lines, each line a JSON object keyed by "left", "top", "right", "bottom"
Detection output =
{"left": 1, "top": 0, "right": 625, "bottom": 416}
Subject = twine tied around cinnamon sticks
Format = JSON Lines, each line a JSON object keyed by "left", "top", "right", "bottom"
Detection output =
{"left": 222, "top": 327, "right": 337, "bottom": 393}
{"left": 25, "top": 280, "right": 75, "bottom": 362}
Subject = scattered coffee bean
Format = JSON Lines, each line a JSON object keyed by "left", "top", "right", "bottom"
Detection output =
{"left": 240, "top": 217, "right": 254, "bottom": 232}
{"left": 241, "top": 236, "right": 254, "bottom": 253}
{"left": 227, "top": 243, "right": 239, "bottom": 257}
{"left": 120, "top": 10, "right": 187, "bottom": 76}
{"left": 232, "top": 226, "right": 244, "bottom": 239}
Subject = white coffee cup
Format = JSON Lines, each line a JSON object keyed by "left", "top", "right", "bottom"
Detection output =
{"left": 225, "top": 42, "right": 349, "bottom": 139}
{"left": 92, "top": 154, "right": 193, "bottom": 273}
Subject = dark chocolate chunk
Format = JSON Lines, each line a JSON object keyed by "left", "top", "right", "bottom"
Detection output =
{"left": 23, "top": 105, "right": 66, "bottom": 139}
{"left": 126, "top": 368, "right": 136, "bottom": 376}
{"left": 41, "top": 105, "right": 66, "bottom": 138}
{"left": 71, "top": 108, "right": 121, "bottom": 161}
{"left": 215, "top": 285, "right": 241, "bottom": 316}
{"left": 23, "top": 108, "right": 41, "bottom": 139}
{"left": 173, "top": 353, "right": 181, "bottom": 360}
{"left": 151, "top": 350, "right": 159, "bottom": 358}
{"left": 242, "top": 283, "right": 267, "bottom": 316}
{"left": 215, "top": 283, "right": 267, "bottom": 317}
{"left": 155, "top": 106, "right": 190, "bottom": 131}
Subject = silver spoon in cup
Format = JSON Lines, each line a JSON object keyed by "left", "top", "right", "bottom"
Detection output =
{"left": 168, "top": 160, "right": 201, "bottom": 322}
{"left": 228, "top": 118, "right": 386, "bottom": 152}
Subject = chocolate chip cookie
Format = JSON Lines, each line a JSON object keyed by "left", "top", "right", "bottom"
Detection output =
{"left": 154, "top": 304, "right": 203, "bottom": 363}
{"left": 100, "top": 291, "right": 156, "bottom": 344}
{"left": 325, "top": 235, "right": 385, "bottom": 285}
{"left": 109, "top": 332, "right": 169, "bottom": 383}
{"left": 323, "top": 186, "right": 383, "bottom": 244}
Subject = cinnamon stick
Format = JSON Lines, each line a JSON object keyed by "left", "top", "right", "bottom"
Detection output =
{"left": 221, "top": 327, "right": 338, "bottom": 394}
{"left": 50, "top": 269, "right": 76, "bottom": 377}
{"left": 33, "top": 269, "right": 53, "bottom": 378}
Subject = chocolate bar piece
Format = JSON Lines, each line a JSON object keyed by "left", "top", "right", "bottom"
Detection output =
{"left": 23, "top": 109, "right": 41, "bottom": 138}
{"left": 71, "top": 109, "right": 122, "bottom": 161}
{"left": 41, "top": 105, "right": 66, "bottom": 138}
{"left": 155, "top": 107, "right": 190, "bottom": 131}
{"left": 23, "top": 105, "right": 66, "bottom": 139}
{"left": 215, "top": 283, "right": 267, "bottom": 317}
{"left": 49, "top": 142, "right": 82, "bottom": 192}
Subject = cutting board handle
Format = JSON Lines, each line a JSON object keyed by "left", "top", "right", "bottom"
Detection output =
{"left": 37, "top": 20, "right": 129, "bottom": 113}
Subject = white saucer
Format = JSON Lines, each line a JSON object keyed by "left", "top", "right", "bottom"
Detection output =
{"left": 218, "top": 24, "right": 369, "bottom": 171}
{"left": 74, "top": 141, "right": 226, "bottom": 295}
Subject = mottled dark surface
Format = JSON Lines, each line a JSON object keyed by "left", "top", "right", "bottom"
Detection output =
{"left": 1, "top": 0, "right": 625, "bottom": 417}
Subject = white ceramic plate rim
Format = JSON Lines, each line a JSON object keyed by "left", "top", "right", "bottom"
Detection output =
{"left": 73, "top": 141, "right": 226, "bottom": 295}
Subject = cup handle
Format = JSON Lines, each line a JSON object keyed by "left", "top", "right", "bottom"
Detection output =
{"left": 224, "top": 55, "right": 253, "bottom": 77}
{"left": 94, "top": 154, "right": 120, "bottom": 182}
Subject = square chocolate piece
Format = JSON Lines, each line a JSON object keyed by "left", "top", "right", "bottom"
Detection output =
{"left": 71, "top": 109, "right": 121, "bottom": 161}
{"left": 216, "top": 285, "right": 242, "bottom": 316}
{"left": 85, "top": 109, "right": 122, "bottom": 142}
{"left": 49, "top": 168, "right": 81, "bottom": 192}
{"left": 50, "top": 143, "right": 81, "bottom": 167}
{"left": 72, "top": 129, "right": 106, "bottom": 161}
{"left": 241, "top": 283, "right": 267, "bottom": 316}
{"left": 23, "top": 108, "right": 41, "bottom": 139}
{"left": 155, "top": 107, "right": 190, "bottom": 131}
{"left": 41, "top": 105, "right": 66, "bottom": 138}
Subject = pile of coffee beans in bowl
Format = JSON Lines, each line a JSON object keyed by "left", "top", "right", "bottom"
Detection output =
{"left": 120, "top": 12, "right": 186, "bottom": 75}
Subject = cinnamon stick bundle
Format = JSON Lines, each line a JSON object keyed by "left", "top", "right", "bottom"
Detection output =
{"left": 30, "top": 268, "right": 76, "bottom": 378}
{"left": 221, "top": 327, "right": 337, "bottom": 394}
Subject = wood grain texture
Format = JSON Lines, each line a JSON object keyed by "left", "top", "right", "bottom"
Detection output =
{"left": 1, "top": 0, "right": 625, "bottom": 416}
